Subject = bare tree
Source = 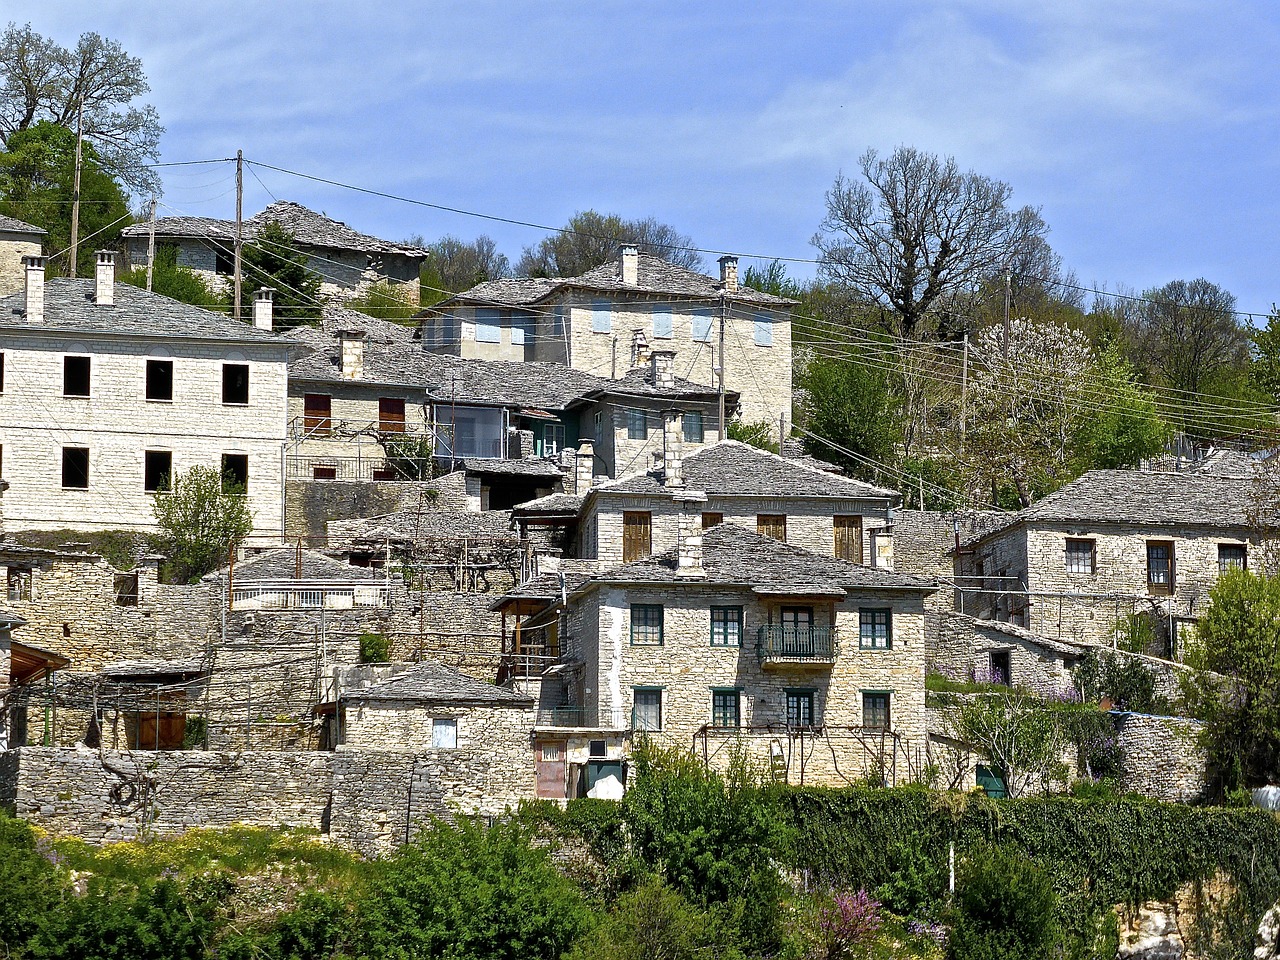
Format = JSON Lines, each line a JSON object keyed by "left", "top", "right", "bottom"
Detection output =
{"left": 1133, "top": 278, "right": 1245, "bottom": 396}
{"left": 0, "top": 23, "right": 162, "bottom": 196}
{"left": 516, "top": 209, "right": 703, "bottom": 277}
{"left": 813, "top": 146, "right": 1049, "bottom": 339}
{"left": 422, "top": 235, "right": 512, "bottom": 295}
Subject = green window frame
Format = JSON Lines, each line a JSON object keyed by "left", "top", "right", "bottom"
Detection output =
{"left": 859, "top": 608, "right": 891, "bottom": 649}
{"left": 862, "top": 690, "right": 891, "bottom": 731}
{"left": 711, "top": 689, "right": 741, "bottom": 728}
{"left": 633, "top": 687, "right": 662, "bottom": 731}
{"left": 630, "top": 604, "right": 664, "bottom": 646}
{"left": 710, "top": 605, "right": 743, "bottom": 646}
{"left": 785, "top": 689, "right": 817, "bottom": 728}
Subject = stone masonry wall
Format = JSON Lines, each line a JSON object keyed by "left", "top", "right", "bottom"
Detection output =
{"left": 286, "top": 476, "right": 465, "bottom": 542}
{"left": 894, "top": 510, "right": 1007, "bottom": 612}
{"left": 0, "top": 237, "right": 42, "bottom": 295}
{"left": 927, "top": 611, "right": 1078, "bottom": 692}
{"left": 1114, "top": 713, "right": 1208, "bottom": 803}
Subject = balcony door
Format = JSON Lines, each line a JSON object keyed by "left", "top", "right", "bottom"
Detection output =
{"left": 780, "top": 606, "right": 814, "bottom": 655}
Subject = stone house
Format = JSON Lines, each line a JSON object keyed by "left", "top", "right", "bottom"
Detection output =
{"left": 0, "top": 254, "right": 290, "bottom": 542}
{"left": 0, "top": 609, "right": 69, "bottom": 749}
{"left": 0, "top": 216, "right": 44, "bottom": 296}
{"left": 927, "top": 611, "right": 1086, "bottom": 692}
{"left": 509, "top": 522, "right": 936, "bottom": 795}
{"left": 422, "top": 247, "right": 795, "bottom": 436}
{"left": 121, "top": 200, "right": 429, "bottom": 307}
{"left": 956, "top": 469, "right": 1257, "bottom": 652}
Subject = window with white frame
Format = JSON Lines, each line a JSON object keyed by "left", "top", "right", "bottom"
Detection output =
{"left": 753, "top": 313, "right": 773, "bottom": 346}
{"left": 1065, "top": 538, "right": 1096, "bottom": 574}
{"left": 633, "top": 688, "right": 662, "bottom": 731}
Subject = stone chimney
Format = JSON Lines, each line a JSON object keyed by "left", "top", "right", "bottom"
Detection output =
{"left": 630, "top": 327, "right": 649, "bottom": 367}
{"left": 674, "top": 491, "right": 707, "bottom": 577}
{"left": 662, "top": 411, "right": 683, "bottom": 488}
{"left": 574, "top": 441, "right": 595, "bottom": 494}
{"left": 253, "top": 288, "right": 274, "bottom": 331}
{"left": 94, "top": 251, "right": 115, "bottom": 306}
{"left": 620, "top": 244, "right": 639, "bottom": 286}
{"left": 339, "top": 329, "right": 365, "bottom": 380}
{"left": 23, "top": 256, "right": 44, "bottom": 324}
{"left": 718, "top": 255, "right": 738, "bottom": 293}
{"left": 650, "top": 349, "right": 675, "bottom": 390}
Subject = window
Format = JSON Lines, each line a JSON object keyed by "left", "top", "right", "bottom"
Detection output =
{"left": 754, "top": 312, "right": 773, "bottom": 346}
{"left": 710, "top": 606, "right": 743, "bottom": 646}
{"left": 63, "top": 356, "right": 90, "bottom": 396}
{"left": 692, "top": 308, "right": 713, "bottom": 342}
{"left": 711, "top": 689, "right": 741, "bottom": 728}
{"left": 431, "top": 718, "right": 458, "bottom": 748}
{"left": 757, "top": 514, "right": 786, "bottom": 541}
{"left": 862, "top": 692, "right": 891, "bottom": 731}
{"left": 145, "top": 359, "right": 173, "bottom": 401}
{"left": 7, "top": 568, "right": 31, "bottom": 602}
{"left": 626, "top": 409, "right": 648, "bottom": 440}
{"left": 540, "top": 423, "right": 564, "bottom": 456}
{"left": 144, "top": 450, "right": 172, "bottom": 492}
{"left": 1065, "top": 538, "right": 1096, "bottom": 574}
{"left": 702, "top": 511, "right": 723, "bottom": 529}
{"left": 222, "top": 363, "right": 249, "bottom": 404}
{"left": 1219, "top": 543, "right": 1247, "bottom": 574}
{"left": 553, "top": 305, "right": 567, "bottom": 339}
{"left": 475, "top": 308, "right": 501, "bottom": 343}
{"left": 591, "top": 299, "right": 611, "bottom": 334}
{"left": 379, "top": 397, "right": 406, "bottom": 433}
{"left": 214, "top": 247, "right": 234, "bottom": 275}
{"left": 633, "top": 689, "right": 662, "bottom": 731}
{"left": 221, "top": 453, "right": 249, "bottom": 492}
{"left": 622, "top": 511, "right": 652, "bottom": 562}
{"left": 786, "top": 690, "right": 816, "bottom": 728}
{"left": 989, "top": 650, "right": 1012, "bottom": 686}
{"left": 541, "top": 743, "right": 563, "bottom": 762}
{"left": 859, "top": 608, "right": 892, "bottom": 649}
{"left": 1147, "top": 541, "right": 1174, "bottom": 594}
{"left": 62, "top": 446, "right": 89, "bottom": 488}
{"left": 683, "top": 411, "right": 704, "bottom": 443}
{"left": 113, "top": 573, "right": 139, "bottom": 606}
{"left": 652, "top": 305, "right": 673, "bottom": 339}
{"left": 630, "top": 604, "right": 663, "bottom": 645}
{"left": 312, "top": 465, "right": 337, "bottom": 480}
{"left": 0, "top": 351, "right": 6, "bottom": 391}
{"left": 303, "top": 394, "right": 332, "bottom": 434}
{"left": 511, "top": 314, "right": 528, "bottom": 346}
{"left": 834, "top": 515, "right": 863, "bottom": 563}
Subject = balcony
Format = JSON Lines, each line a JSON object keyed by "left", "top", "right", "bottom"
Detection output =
{"left": 535, "top": 706, "right": 630, "bottom": 730}
{"left": 757, "top": 625, "right": 838, "bottom": 669}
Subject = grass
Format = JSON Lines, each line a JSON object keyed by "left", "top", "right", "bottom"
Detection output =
{"left": 924, "top": 672, "right": 1007, "bottom": 695}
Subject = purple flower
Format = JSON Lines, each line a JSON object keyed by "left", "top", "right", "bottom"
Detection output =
{"left": 817, "top": 889, "right": 882, "bottom": 957}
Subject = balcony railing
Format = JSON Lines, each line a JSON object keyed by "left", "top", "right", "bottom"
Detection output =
{"left": 230, "top": 581, "right": 393, "bottom": 611}
{"left": 535, "top": 706, "right": 630, "bottom": 730}
{"left": 757, "top": 625, "right": 838, "bottom": 666}
{"left": 286, "top": 456, "right": 432, "bottom": 481}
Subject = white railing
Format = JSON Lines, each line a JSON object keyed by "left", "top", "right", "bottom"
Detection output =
{"left": 230, "top": 580, "right": 393, "bottom": 611}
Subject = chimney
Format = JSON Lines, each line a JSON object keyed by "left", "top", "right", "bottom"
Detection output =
{"left": 620, "top": 244, "right": 639, "bottom": 286}
{"left": 718, "top": 255, "right": 738, "bottom": 293}
{"left": 574, "top": 441, "right": 595, "bottom": 494}
{"left": 630, "top": 327, "right": 649, "bottom": 367}
{"left": 650, "top": 349, "right": 675, "bottom": 390}
{"left": 339, "top": 329, "right": 365, "bottom": 380}
{"left": 94, "top": 250, "right": 115, "bottom": 306}
{"left": 253, "top": 287, "right": 274, "bottom": 331}
{"left": 662, "top": 411, "right": 683, "bottom": 488}
{"left": 674, "top": 491, "right": 707, "bottom": 576}
{"left": 23, "top": 255, "right": 45, "bottom": 324}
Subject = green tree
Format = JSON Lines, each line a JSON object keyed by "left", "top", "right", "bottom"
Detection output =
{"left": 517, "top": 210, "right": 702, "bottom": 277}
{"left": 948, "top": 691, "right": 1071, "bottom": 798}
{"left": 1076, "top": 343, "right": 1171, "bottom": 470}
{"left": 0, "top": 23, "right": 163, "bottom": 196}
{"left": 727, "top": 419, "right": 780, "bottom": 453}
{"left": 1182, "top": 569, "right": 1280, "bottom": 790}
{"left": 1249, "top": 308, "right": 1280, "bottom": 404}
{"left": 117, "top": 244, "right": 229, "bottom": 311}
{"left": 566, "top": 878, "right": 732, "bottom": 960}
{"left": 0, "top": 814, "right": 63, "bottom": 953}
{"left": 947, "top": 845, "right": 1059, "bottom": 960}
{"left": 0, "top": 120, "right": 130, "bottom": 278}
{"left": 241, "top": 220, "right": 322, "bottom": 327}
{"left": 741, "top": 259, "right": 802, "bottom": 300}
{"left": 420, "top": 234, "right": 511, "bottom": 304}
{"left": 152, "top": 465, "right": 253, "bottom": 583}
{"left": 796, "top": 352, "right": 902, "bottom": 483}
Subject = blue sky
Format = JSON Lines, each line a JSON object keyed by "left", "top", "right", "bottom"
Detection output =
{"left": 24, "top": 1, "right": 1280, "bottom": 316}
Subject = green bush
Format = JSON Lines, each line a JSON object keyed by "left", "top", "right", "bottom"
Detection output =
{"left": 0, "top": 815, "right": 63, "bottom": 951}
{"left": 358, "top": 632, "right": 391, "bottom": 664}
{"left": 947, "top": 845, "right": 1058, "bottom": 960}
{"left": 566, "top": 878, "right": 737, "bottom": 960}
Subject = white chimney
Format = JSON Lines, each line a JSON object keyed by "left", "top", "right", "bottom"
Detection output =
{"left": 23, "top": 255, "right": 45, "bottom": 324}
{"left": 718, "top": 255, "right": 738, "bottom": 293}
{"left": 574, "top": 441, "right": 595, "bottom": 494}
{"left": 253, "top": 287, "right": 274, "bottom": 331}
{"left": 339, "top": 329, "right": 365, "bottom": 380}
{"left": 662, "top": 411, "right": 683, "bottom": 488}
{"left": 94, "top": 250, "right": 115, "bottom": 306}
{"left": 650, "top": 349, "right": 675, "bottom": 390}
{"left": 674, "top": 491, "right": 707, "bottom": 577}
{"left": 620, "top": 244, "right": 639, "bottom": 286}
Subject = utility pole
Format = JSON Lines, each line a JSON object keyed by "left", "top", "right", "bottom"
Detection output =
{"left": 234, "top": 149, "right": 244, "bottom": 321}
{"left": 717, "top": 297, "right": 727, "bottom": 438}
{"left": 68, "top": 97, "right": 84, "bottom": 278}
{"left": 145, "top": 198, "right": 158, "bottom": 292}
{"left": 1002, "top": 267, "right": 1012, "bottom": 360}
{"left": 960, "top": 333, "right": 969, "bottom": 448}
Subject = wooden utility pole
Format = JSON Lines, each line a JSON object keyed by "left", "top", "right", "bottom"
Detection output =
{"left": 68, "top": 97, "right": 84, "bottom": 277}
{"left": 145, "top": 198, "right": 158, "bottom": 292}
{"left": 717, "top": 297, "right": 727, "bottom": 437}
{"left": 1002, "top": 268, "right": 1012, "bottom": 359}
{"left": 960, "top": 333, "right": 969, "bottom": 447}
{"left": 234, "top": 149, "right": 244, "bottom": 321}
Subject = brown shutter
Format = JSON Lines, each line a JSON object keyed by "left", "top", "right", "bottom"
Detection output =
{"left": 757, "top": 514, "right": 786, "bottom": 542}
{"left": 834, "top": 515, "right": 864, "bottom": 563}
{"left": 304, "top": 393, "right": 332, "bottom": 434}
{"left": 702, "top": 511, "right": 724, "bottom": 529}
{"left": 623, "top": 511, "right": 653, "bottom": 562}
{"left": 379, "top": 397, "right": 406, "bottom": 433}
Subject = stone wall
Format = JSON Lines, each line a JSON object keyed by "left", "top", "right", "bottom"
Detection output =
{"left": 894, "top": 510, "right": 1006, "bottom": 612}
{"left": 927, "top": 611, "right": 1080, "bottom": 692}
{"left": 286, "top": 473, "right": 470, "bottom": 542}
{"left": 0, "top": 236, "right": 42, "bottom": 295}
{"left": 1115, "top": 713, "right": 1208, "bottom": 803}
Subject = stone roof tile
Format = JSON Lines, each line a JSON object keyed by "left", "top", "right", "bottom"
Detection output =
{"left": 0, "top": 214, "right": 46, "bottom": 236}
{"left": 344, "top": 658, "right": 532, "bottom": 706}
{"left": 566, "top": 251, "right": 796, "bottom": 307}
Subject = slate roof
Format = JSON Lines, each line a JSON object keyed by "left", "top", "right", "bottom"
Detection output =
{"left": 942, "top": 612, "right": 1089, "bottom": 658}
{"left": 460, "top": 457, "right": 564, "bottom": 478}
{"left": 287, "top": 338, "right": 436, "bottom": 389}
{"left": 965, "top": 469, "right": 1252, "bottom": 547}
{"left": 512, "top": 492, "right": 585, "bottom": 517}
{"left": 565, "top": 252, "right": 796, "bottom": 307}
{"left": 0, "top": 278, "right": 285, "bottom": 346}
{"left": 0, "top": 214, "right": 46, "bottom": 236}
{"left": 434, "top": 277, "right": 560, "bottom": 307}
{"left": 343, "top": 658, "right": 532, "bottom": 706}
{"left": 584, "top": 366, "right": 731, "bottom": 401}
{"left": 212, "top": 548, "right": 383, "bottom": 581}
{"left": 493, "top": 560, "right": 601, "bottom": 607}
{"left": 781, "top": 437, "right": 844, "bottom": 474}
{"left": 596, "top": 440, "right": 900, "bottom": 501}
{"left": 124, "top": 201, "right": 428, "bottom": 258}
{"left": 100, "top": 658, "right": 206, "bottom": 679}
{"left": 581, "top": 523, "right": 935, "bottom": 596}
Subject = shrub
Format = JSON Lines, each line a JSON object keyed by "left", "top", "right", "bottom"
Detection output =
{"left": 566, "top": 878, "right": 734, "bottom": 960}
{"left": 946, "top": 845, "right": 1058, "bottom": 960}
{"left": 0, "top": 815, "right": 63, "bottom": 952}
{"left": 358, "top": 632, "right": 391, "bottom": 664}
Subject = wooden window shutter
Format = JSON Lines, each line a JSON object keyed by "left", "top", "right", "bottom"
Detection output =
{"left": 757, "top": 514, "right": 786, "bottom": 541}
{"left": 379, "top": 397, "right": 406, "bottom": 433}
{"left": 304, "top": 393, "right": 332, "bottom": 434}
{"left": 622, "top": 511, "right": 652, "bottom": 562}
{"left": 834, "top": 516, "right": 864, "bottom": 563}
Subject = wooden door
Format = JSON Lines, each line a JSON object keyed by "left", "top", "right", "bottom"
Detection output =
{"left": 622, "top": 511, "right": 652, "bottom": 562}
{"left": 834, "top": 515, "right": 863, "bottom": 563}
{"left": 535, "top": 743, "right": 567, "bottom": 799}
